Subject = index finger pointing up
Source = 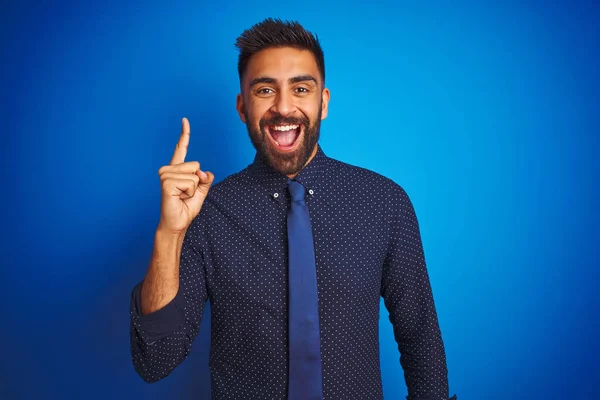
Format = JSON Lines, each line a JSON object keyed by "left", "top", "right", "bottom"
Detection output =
{"left": 171, "top": 117, "right": 191, "bottom": 165}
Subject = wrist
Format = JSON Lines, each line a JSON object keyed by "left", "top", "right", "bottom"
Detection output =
{"left": 156, "top": 223, "right": 187, "bottom": 241}
{"left": 155, "top": 227, "right": 186, "bottom": 252}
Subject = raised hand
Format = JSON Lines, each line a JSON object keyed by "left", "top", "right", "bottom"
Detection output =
{"left": 157, "top": 118, "right": 214, "bottom": 234}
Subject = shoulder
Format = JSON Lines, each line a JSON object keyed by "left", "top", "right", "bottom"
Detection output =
{"left": 324, "top": 154, "right": 410, "bottom": 200}
{"left": 322, "top": 154, "right": 419, "bottom": 220}
{"left": 205, "top": 166, "right": 254, "bottom": 198}
{"left": 189, "top": 166, "right": 254, "bottom": 227}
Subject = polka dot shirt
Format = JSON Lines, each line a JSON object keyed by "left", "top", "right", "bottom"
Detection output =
{"left": 130, "top": 146, "right": 456, "bottom": 400}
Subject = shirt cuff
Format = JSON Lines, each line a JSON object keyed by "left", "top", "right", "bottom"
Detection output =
{"left": 129, "top": 281, "right": 185, "bottom": 344}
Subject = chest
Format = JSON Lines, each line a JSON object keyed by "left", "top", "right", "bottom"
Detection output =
{"left": 203, "top": 194, "right": 389, "bottom": 305}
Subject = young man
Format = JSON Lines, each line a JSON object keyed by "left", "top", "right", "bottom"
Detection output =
{"left": 130, "top": 18, "right": 457, "bottom": 400}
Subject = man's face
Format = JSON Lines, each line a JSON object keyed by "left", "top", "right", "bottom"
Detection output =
{"left": 236, "top": 47, "right": 330, "bottom": 176}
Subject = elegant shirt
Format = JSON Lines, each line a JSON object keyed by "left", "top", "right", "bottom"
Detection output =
{"left": 129, "top": 146, "right": 456, "bottom": 400}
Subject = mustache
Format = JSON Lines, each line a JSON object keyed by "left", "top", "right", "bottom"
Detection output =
{"left": 259, "top": 114, "right": 309, "bottom": 130}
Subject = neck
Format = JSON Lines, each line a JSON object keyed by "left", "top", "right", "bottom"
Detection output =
{"left": 286, "top": 144, "right": 319, "bottom": 179}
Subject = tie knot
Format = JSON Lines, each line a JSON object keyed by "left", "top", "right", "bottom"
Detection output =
{"left": 287, "top": 180, "right": 306, "bottom": 203}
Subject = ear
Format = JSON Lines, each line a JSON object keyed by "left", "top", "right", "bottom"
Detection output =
{"left": 236, "top": 93, "right": 246, "bottom": 123}
{"left": 320, "top": 88, "right": 330, "bottom": 120}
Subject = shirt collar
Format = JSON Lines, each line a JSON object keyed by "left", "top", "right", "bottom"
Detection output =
{"left": 248, "top": 145, "right": 329, "bottom": 202}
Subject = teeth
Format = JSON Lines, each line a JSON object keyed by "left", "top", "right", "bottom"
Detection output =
{"left": 271, "top": 125, "right": 299, "bottom": 131}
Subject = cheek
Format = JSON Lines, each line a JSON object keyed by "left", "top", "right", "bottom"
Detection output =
{"left": 302, "top": 105, "right": 322, "bottom": 124}
{"left": 300, "top": 96, "right": 322, "bottom": 116}
{"left": 247, "top": 100, "right": 272, "bottom": 125}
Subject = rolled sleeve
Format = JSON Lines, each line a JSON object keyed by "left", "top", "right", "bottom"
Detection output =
{"left": 129, "top": 281, "right": 186, "bottom": 344}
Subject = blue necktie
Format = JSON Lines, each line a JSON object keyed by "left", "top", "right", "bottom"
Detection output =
{"left": 286, "top": 180, "right": 323, "bottom": 400}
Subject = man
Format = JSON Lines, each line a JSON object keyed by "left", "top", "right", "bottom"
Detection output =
{"left": 130, "top": 18, "right": 457, "bottom": 400}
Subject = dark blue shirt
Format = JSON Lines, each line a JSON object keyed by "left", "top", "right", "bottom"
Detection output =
{"left": 130, "top": 146, "right": 456, "bottom": 400}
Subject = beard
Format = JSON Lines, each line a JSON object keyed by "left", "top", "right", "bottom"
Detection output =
{"left": 244, "top": 106, "right": 322, "bottom": 176}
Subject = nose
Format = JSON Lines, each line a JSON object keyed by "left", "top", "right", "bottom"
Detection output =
{"left": 271, "top": 90, "right": 295, "bottom": 116}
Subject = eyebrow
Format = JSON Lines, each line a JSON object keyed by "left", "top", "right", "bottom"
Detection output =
{"left": 248, "top": 75, "right": 319, "bottom": 88}
{"left": 289, "top": 75, "right": 318, "bottom": 85}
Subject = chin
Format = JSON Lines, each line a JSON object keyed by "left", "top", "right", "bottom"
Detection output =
{"left": 264, "top": 148, "right": 306, "bottom": 176}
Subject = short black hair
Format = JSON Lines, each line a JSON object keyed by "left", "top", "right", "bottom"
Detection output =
{"left": 235, "top": 18, "right": 325, "bottom": 86}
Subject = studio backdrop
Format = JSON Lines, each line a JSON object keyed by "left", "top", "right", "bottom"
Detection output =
{"left": 1, "top": 1, "right": 598, "bottom": 399}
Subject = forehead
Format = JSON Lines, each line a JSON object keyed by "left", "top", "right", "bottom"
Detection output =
{"left": 243, "top": 47, "right": 321, "bottom": 85}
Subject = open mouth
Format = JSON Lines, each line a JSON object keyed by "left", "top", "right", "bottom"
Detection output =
{"left": 266, "top": 124, "right": 301, "bottom": 151}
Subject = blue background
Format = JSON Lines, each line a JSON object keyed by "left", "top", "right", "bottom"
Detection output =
{"left": 1, "top": 1, "right": 598, "bottom": 399}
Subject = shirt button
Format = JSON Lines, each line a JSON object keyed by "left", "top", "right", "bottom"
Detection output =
{"left": 273, "top": 193, "right": 279, "bottom": 198}
{"left": 308, "top": 189, "right": 314, "bottom": 195}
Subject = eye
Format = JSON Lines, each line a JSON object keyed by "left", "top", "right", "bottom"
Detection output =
{"left": 295, "top": 87, "right": 309, "bottom": 94}
{"left": 257, "top": 88, "right": 274, "bottom": 95}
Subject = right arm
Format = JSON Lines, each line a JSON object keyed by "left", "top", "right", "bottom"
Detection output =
{"left": 140, "top": 228, "right": 184, "bottom": 317}
{"left": 129, "top": 220, "right": 208, "bottom": 382}
{"left": 129, "top": 118, "right": 214, "bottom": 382}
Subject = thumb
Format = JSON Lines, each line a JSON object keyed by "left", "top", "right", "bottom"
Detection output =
{"left": 196, "top": 170, "right": 215, "bottom": 191}
{"left": 186, "top": 171, "right": 214, "bottom": 217}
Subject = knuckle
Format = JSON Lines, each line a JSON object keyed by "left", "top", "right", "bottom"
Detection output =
{"left": 184, "top": 161, "right": 197, "bottom": 170}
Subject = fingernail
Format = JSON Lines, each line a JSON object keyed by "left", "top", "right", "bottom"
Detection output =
{"left": 201, "top": 171, "right": 208, "bottom": 179}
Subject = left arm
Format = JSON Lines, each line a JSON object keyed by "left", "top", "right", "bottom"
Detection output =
{"left": 380, "top": 186, "right": 457, "bottom": 400}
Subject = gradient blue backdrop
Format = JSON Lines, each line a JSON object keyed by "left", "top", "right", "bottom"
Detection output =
{"left": 1, "top": 1, "right": 598, "bottom": 399}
